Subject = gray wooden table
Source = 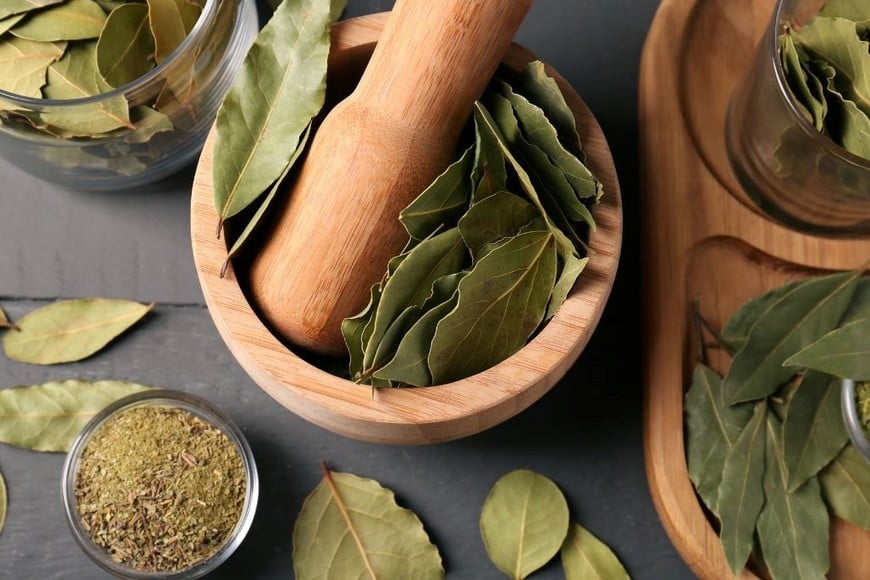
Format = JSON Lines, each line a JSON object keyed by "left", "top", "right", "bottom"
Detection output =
{"left": 0, "top": 1, "right": 694, "bottom": 578}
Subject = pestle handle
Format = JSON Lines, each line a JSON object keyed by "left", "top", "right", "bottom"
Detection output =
{"left": 250, "top": 0, "right": 534, "bottom": 356}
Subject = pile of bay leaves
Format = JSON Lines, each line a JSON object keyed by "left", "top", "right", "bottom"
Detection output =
{"left": 686, "top": 271, "right": 870, "bottom": 579}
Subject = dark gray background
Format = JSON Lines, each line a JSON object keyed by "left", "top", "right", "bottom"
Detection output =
{"left": 0, "top": 0, "right": 694, "bottom": 578}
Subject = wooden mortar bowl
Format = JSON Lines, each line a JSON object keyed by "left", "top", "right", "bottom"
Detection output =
{"left": 190, "top": 13, "right": 623, "bottom": 445}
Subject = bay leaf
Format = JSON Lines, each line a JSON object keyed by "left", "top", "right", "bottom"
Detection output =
{"left": 723, "top": 271, "right": 860, "bottom": 405}
{"left": 365, "top": 305, "right": 422, "bottom": 380}
{"left": 0, "top": 306, "right": 16, "bottom": 330}
{"left": 212, "top": 0, "right": 344, "bottom": 230}
{"left": 458, "top": 190, "right": 539, "bottom": 259}
{"left": 819, "top": 0, "right": 870, "bottom": 21}
{"left": 11, "top": 0, "right": 107, "bottom": 42}
{"left": 684, "top": 364, "right": 754, "bottom": 515}
{"left": 757, "top": 413, "right": 830, "bottom": 580}
{"left": 0, "top": 36, "right": 64, "bottom": 98}
{"left": 0, "top": 464, "right": 5, "bottom": 536}
{"left": 96, "top": 3, "right": 155, "bottom": 87}
{"left": 716, "top": 402, "right": 767, "bottom": 575}
{"left": 429, "top": 230, "right": 557, "bottom": 385}
{"left": 781, "top": 33, "right": 827, "bottom": 130}
{"left": 721, "top": 280, "right": 803, "bottom": 352}
{"left": 822, "top": 72, "right": 870, "bottom": 158}
{"left": 471, "top": 107, "right": 507, "bottom": 203}
{"left": 0, "top": 0, "right": 64, "bottom": 21}
{"left": 292, "top": 465, "right": 444, "bottom": 580}
{"left": 146, "top": 0, "right": 201, "bottom": 64}
{"left": 0, "top": 380, "right": 151, "bottom": 452}
{"left": 125, "top": 105, "right": 173, "bottom": 144}
{"left": 842, "top": 277, "right": 870, "bottom": 323}
{"left": 785, "top": 317, "right": 870, "bottom": 380}
{"left": 480, "top": 469, "right": 569, "bottom": 580}
{"left": 3, "top": 298, "right": 153, "bottom": 365}
{"left": 782, "top": 371, "right": 849, "bottom": 491}
{"left": 819, "top": 444, "right": 870, "bottom": 529}
{"left": 547, "top": 252, "right": 588, "bottom": 320}
{"left": 399, "top": 145, "right": 473, "bottom": 240}
{"left": 561, "top": 522, "right": 630, "bottom": 580}
{"left": 0, "top": 14, "right": 25, "bottom": 36}
{"left": 343, "top": 283, "right": 381, "bottom": 379}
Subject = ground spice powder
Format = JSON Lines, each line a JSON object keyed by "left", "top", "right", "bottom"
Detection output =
{"left": 74, "top": 405, "right": 246, "bottom": 572}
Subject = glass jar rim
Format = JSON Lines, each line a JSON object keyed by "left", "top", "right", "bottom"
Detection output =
{"left": 60, "top": 388, "right": 259, "bottom": 579}
{"left": 0, "top": 0, "right": 220, "bottom": 108}
{"left": 842, "top": 378, "right": 870, "bottom": 464}
{"left": 770, "top": 0, "right": 870, "bottom": 171}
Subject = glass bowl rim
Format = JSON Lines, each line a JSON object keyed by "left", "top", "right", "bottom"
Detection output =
{"left": 841, "top": 378, "right": 870, "bottom": 464}
{"left": 60, "top": 388, "right": 259, "bottom": 579}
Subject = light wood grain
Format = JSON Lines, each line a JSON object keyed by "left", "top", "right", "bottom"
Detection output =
{"left": 641, "top": 0, "right": 870, "bottom": 578}
{"left": 191, "top": 13, "right": 622, "bottom": 445}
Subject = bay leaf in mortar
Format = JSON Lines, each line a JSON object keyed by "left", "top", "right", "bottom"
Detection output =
{"left": 480, "top": 469, "right": 569, "bottom": 580}
{"left": 0, "top": 380, "right": 151, "bottom": 452}
{"left": 0, "top": 36, "right": 64, "bottom": 98}
{"left": 3, "top": 298, "right": 152, "bottom": 364}
{"left": 0, "top": 0, "right": 64, "bottom": 21}
{"left": 561, "top": 522, "right": 630, "bottom": 580}
{"left": 820, "top": 444, "right": 870, "bottom": 529}
{"left": 97, "top": 3, "right": 155, "bottom": 87}
{"left": 11, "top": 0, "right": 107, "bottom": 42}
{"left": 293, "top": 464, "right": 444, "bottom": 580}
{"left": 547, "top": 253, "right": 588, "bottom": 319}
{"left": 365, "top": 305, "right": 422, "bottom": 377}
{"left": 343, "top": 283, "right": 381, "bottom": 379}
{"left": 516, "top": 60, "right": 584, "bottom": 161}
{"left": 471, "top": 108, "right": 507, "bottom": 203}
{"left": 720, "top": 280, "right": 803, "bottom": 353}
{"left": 785, "top": 317, "right": 870, "bottom": 381}
{"left": 458, "top": 190, "right": 539, "bottom": 260}
{"left": 146, "top": 0, "right": 200, "bottom": 64}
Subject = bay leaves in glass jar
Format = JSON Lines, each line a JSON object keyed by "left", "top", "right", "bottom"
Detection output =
{"left": 0, "top": 36, "right": 64, "bottom": 99}
{"left": 0, "top": 0, "right": 64, "bottom": 21}
{"left": 3, "top": 298, "right": 152, "bottom": 364}
{"left": 479, "top": 469, "right": 569, "bottom": 580}
{"left": 823, "top": 75, "right": 870, "bottom": 159}
{"left": 820, "top": 444, "right": 870, "bottom": 529}
{"left": 124, "top": 105, "right": 173, "bottom": 144}
{"left": 785, "top": 317, "right": 870, "bottom": 380}
{"left": 146, "top": 0, "right": 201, "bottom": 65}
{"left": 96, "top": 3, "right": 155, "bottom": 87}
{"left": 780, "top": 33, "right": 827, "bottom": 130}
{"left": 819, "top": 0, "right": 870, "bottom": 21}
{"left": 561, "top": 522, "right": 630, "bottom": 580}
{"left": 293, "top": 464, "right": 444, "bottom": 580}
{"left": 0, "top": 380, "right": 151, "bottom": 452}
{"left": 10, "top": 0, "right": 107, "bottom": 42}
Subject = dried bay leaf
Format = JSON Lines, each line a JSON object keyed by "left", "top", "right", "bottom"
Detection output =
{"left": 721, "top": 280, "right": 803, "bottom": 352}
{"left": 3, "top": 298, "right": 152, "bottom": 364}
{"left": 757, "top": 413, "right": 830, "bottom": 580}
{"left": 0, "top": 14, "right": 25, "bottom": 36}
{"left": 723, "top": 270, "right": 860, "bottom": 404}
{"left": 458, "top": 191, "right": 539, "bottom": 259}
{"left": 0, "top": 464, "right": 5, "bottom": 536}
{"left": 819, "top": 0, "right": 870, "bottom": 22}
{"left": 684, "top": 365, "right": 754, "bottom": 515}
{"left": 292, "top": 464, "right": 444, "bottom": 580}
{"left": 212, "top": 0, "right": 344, "bottom": 229}
{"left": 480, "top": 469, "right": 569, "bottom": 579}
{"left": 125, "top": 105, "right": 173, "bottom": 144}
{"left": 785, "top": 317, "right": 870, "bottom": 380}
{"left": 561, "top": 522, "right": 630, "bottom": 580}
{"left": 343, "top": 283, "right": 381, "bottom": 379}
{"left": 823, "top": 74, "right": 870, "bottom": 159}
{"left": 146, "top": 0, "right": 201, "bottom": 64}
{"left": 820, "top": 444, "right": 870, "bottom": 529}
{"left": 781, "top": 33, "right": 827, "bottom": 130}
{"left": 716, "top": 402, "right": 767, "bottom": 575}
{"left": 471, "top": 108, "right": 507, "bottom": 203}
{"left": 516, "top": 60, "right": 584, "bottom": 162}
{"left": 0, "top": 0, "right": 64, "bottom": 21}
{"left": 0, "top": 36, "right": 64, "bottom": 98}
{"left": 547, "top": 253, "right": 588, "bottom": 320}
{"left": 0, "top": 306, "right": 17, "bottom": 330}
{"left": 0, "top": 380, "right": 151, "bottom": 452}
{"left": 11, "top": 0, "right": 107, "bottom": 42}
{"left": 97, "top": 3, "right": 155, "bottom": 87}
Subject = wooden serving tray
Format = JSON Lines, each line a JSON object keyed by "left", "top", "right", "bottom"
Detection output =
{"left": 640, "top": 0, "right": 870, "bottom": 578}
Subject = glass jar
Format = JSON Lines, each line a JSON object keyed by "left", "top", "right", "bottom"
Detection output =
{"left": 726, "top": 0, "right": 870, "bottom": 235}
{"left": 0, "top": 0, "right": 257, "bottom": 190}
{"left": 842, "top": 379, "right": 870, "bottom": 464}
{"left": 61, "top": 389, "right": 259, "bottom": 579}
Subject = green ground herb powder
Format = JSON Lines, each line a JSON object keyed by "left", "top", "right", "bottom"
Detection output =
{"left": 857, "top": 382, "right": 870, "bottom": 441}
{"left": 74, "top": 405, "right": 246, "bottom": 572}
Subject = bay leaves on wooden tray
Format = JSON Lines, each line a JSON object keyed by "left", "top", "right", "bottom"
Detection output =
{"left": 820, "top": 444, "right": 870, "bottom": 529}
{"left": 146, "top": 0, "right": 201, "bottom": 64}
{"left": 0, "top": 306, "right": 16, "bottom": 330}
{"left": 3, "top": 298, "right": 153, "bottom": 365}
{"left": 0, "top": 463, "right": 5, "bottom": 537}
{"left": 0, "top": 36, "right": 64, "bottom": 98}
{"left": 96, "top": 3, "right": 155, "bottom": 87}
{"left": 429, "top": 230, "right": 556, "bottom": 385}
{"left": 480, "top": 469, "right": 569, "bottom": 580}
{"left": 10, "top": 0, "right": 107, "bottom": 42}
{"left": 516, "top": 60, "right": 584, "bottom": 162}
{"left": 785, "top": 317, "right": 870, "bottom": 381}
{"left": 458, "top": 190, "right": 539, "bottom": 259}
{"left": 723, "top": 270, "right": 860, "bottom": 405}
{"left": 819, "top": 0, "right": 870, "bottom": 22}
{"left": 125, "top": 105, "right": 173, "bottom": 144}
{"left": 561, "top": 521, "right": 630, "bottom": 580}
{"left": 343, "top": 283, "right": 381, "bottom": 379}
{"left": 721, "top": 280, "right": 803, "bottom": 353}
{"left": 0, "top": 13, "right": 25, "bottom": 36}
{"left": 0, "top": 0, "right": 64, "bottom": 21}
{"left": 0, "top": 380, "right": 151, "bottom": 452}
{"left": 212, "top": 0, "right": 344, "bottom": 231}
{"left": 399, "top": 145, "right": 473, "bottom": 241}
{"left": 684, "top": 364, "right": 754, "bottom": 515}
{"left": 471, "top": 107, "right": 507, "bottom": 203}
{"left": 293, "top": 463, "right": 444, "bottom": 580}
{"left": 757, "top": 413, "right": 830, "bottom": 580}
{"left": 780, "top": 33, "right": 827, "bottom": 130}
{"left": 782, "top": 370, "right": 849, "bottom": 492}
{"left": 716, "top": 402, "right": 767, "bottom": 575}
{"left": 842, "top": 277, "right": 870, "bottom": 322}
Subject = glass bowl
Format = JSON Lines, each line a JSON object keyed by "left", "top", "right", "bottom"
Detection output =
{"left": 842, "top": 378, "right": 870, "bottom": 464}
{"left": 61, "top": 389, "right": 259, "bottom": 579}
{"left": 726, "top": 0, "right": 870, "bottom": 235}
{"left": 0, "top": 0, "right": 258, "bottom": 191}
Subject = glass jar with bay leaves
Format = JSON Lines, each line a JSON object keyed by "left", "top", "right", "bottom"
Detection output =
{"left": 842, "top": 379, "right": 870, "bottom": 463}
{"left": 0, "top": 0, "right": 257, "bottom": 190}
{"left": 61, "top": 389, "right": 258, "bottom": 579}
{"left": 726, "top": 0, "right": 870, "bottom": 235}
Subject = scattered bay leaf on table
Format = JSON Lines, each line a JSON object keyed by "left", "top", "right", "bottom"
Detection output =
{"left": 716, "top": 402, "right": 767, "bottom": 575}
{"left": 819, "top": 0, "right": 870, "bottom": 24}
{"left": 561, "top": 522, "right": 630, "bottom": 580}
{"left": 429, "top": 230, "right": 557, "bottom": 385}
{"left": 0, "top": 37, "right": 65, "bottom": 98}
{"left": 11, "top": 0, "right": 107, "bottom": 42}
{"left": 212, "top": 0, "right": 344, "bottom": 229}
{"left": 3, "top": 298, "right": 153, "bottom": 365}
{"left": 146, "top": 0, "right": 201, "bottom": 64}
{"left": 782, "top": 371, "right": 849, "bottom": 491}
{"left": 0, "top": 380, "right": 151, "bottom": 452}
{"left": 516, "top": 60, "right": 584, "bottom": 161}
{"left": 684, "top": 364, "right": 754, "bottom": 515}
{"left": 723, "top": 271, "right": 860, "bottom": 405}
{"left": 293, "top": 465, "right": 444, "bottom": 580}
{"left": 96, "top": 3, "right": 155, "bottom": 87}
{"left": 820, "top": 444, "right": 870, "bottom": 529}
{"left": 480, "top": 469, "right": 569, "bottom": 580}
{"left": 785, "top": 317, "right": 870, "bottom": 381}
{"left": 757, "top": 414, "right": 830, "bottom": 580}
{"left": 0, "top": 306, "right": 16, "bottom": 330}
{"left": 458, "top": 191, "right": 539, "bottom": 259}
{"left": 0, "top": 0, "right": 64, "bottom": 21}
{"left": 721, "top": 280, "right": 803, "bottom": 352}
{"left": 0, "top": 464, "right": 5, "bottom": 536}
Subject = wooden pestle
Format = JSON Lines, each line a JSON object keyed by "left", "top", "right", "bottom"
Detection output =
{"left": 249, "top": 0, "right": 534, "bottom": 356}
